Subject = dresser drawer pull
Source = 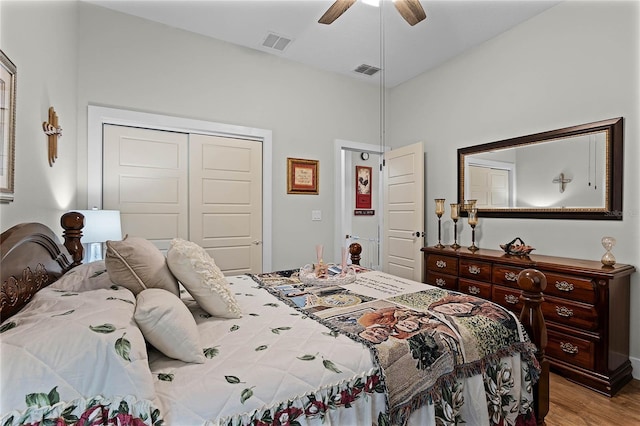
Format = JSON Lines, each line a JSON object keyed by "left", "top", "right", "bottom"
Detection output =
{"left": 468, "top": 265, "right": 481, "bottom": 275}
{"left": 504, "top": 271, "right": 518, "bottom": 282}
{"left": 560, "top": 342, "right": 579, "bottom": 354}
{"left": 555, "top": 306, "right": 574, "bottom": 318}
{"left": 435, "top": 260, "right": 447, "bottom": 269}
{"left": 504, "top": 294, "right": 519, "bottom": 305}
{"left": 435, "top": 278, "right": 446, "bottom": 287}
{"left": 468, "top": 286, "right": 481, "bottom": 295}
{"left": 555, "top": 281, "right": 575, "bottom": 292}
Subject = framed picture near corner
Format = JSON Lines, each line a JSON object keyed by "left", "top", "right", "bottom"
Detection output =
{"left": 0, "top": 49, "right": 16, "bottom": 202}
{"left": 287, "top": 157, "right": 319, "bottom": 194}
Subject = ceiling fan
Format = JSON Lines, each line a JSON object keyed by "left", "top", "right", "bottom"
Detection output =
{"left": 318, "top": 0, "right": 426, "bottom": 26}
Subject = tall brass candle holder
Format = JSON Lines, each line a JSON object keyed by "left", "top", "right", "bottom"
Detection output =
{"left": 467, "top": 207, "right": 479, "bottom": 251}
{"left": 450, "top": 203, "right": 461, "bottom": 250}
{"left": 434, "top": 198, "right": 445, "bottom": 249}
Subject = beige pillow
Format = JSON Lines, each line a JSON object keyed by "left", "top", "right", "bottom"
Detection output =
{"left": 105, "top": 236, "right": 179, "bottom": 296}
{"left": 166, "top": 238, "right": 242, "bottom": 319}
{"left": 134, "top": 288, "right": 205, "bottom": 364}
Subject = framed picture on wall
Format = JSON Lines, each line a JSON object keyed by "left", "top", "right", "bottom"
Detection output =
{"left": 355, "top": 165, "right": 372, "bottom": 209}
{"left": 0, "top": 49, "right": 16, "bottom": 202}
{"left": 287, "top": 157, "right": 319, "bottom": 194}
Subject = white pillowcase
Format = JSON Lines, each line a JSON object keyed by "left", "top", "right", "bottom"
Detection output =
{"left": 49, "top": 260, "right": 113, "bottom": 292}
{"left": 134, "top": 289, "right": 206, "bottom": 364}
{"left": 166, "top": 238, "right": 242, "bottom": 319}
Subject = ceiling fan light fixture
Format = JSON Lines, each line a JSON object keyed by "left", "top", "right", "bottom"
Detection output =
{"left": 361, "top": 0, "right": 380, "bottom": 7}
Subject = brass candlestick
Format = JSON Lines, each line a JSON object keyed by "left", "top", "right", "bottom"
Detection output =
{"left": 434, "top": 198, "right": 445, "bottom": 249}
{"left": 450, "top": 203, "right": 460, "bottom": 250}
{"left": 467, "top": 207, "right": 479, "bottom": 251}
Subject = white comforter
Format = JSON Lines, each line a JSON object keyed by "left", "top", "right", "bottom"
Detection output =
{"left": 148, "top": 274, "right": 385, "bottom": 426}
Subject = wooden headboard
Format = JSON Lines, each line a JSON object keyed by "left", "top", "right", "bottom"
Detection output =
{"left": 0, "top": 212, "right": 85, "bottom": 320}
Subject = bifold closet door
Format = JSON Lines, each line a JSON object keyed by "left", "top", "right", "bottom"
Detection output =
{"left": 103, "top": 126, "right": 263, "bottom": 274}
{"left": 103, "top": 124, "right": 189, "bottom": 252}
{"left": 189, "top": 134, "right": 263, "bottom": 275}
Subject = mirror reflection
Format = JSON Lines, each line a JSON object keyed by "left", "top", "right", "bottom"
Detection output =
{"left": 458, "top": 117, "right": 623, "bottom": 220}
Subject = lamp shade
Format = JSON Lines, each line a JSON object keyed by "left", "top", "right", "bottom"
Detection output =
{"left": 76, "top": 210, "right": 122, "bottom": 243}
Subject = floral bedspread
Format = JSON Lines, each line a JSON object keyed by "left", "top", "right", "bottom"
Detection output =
{"left": 252, "top": 269, "right": 540, "bottom": 426}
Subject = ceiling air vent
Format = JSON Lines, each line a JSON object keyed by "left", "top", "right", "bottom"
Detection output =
{"left": 354, "top": 64, "right": 381, "bottom": 76}
{"left": 262, "top": 32, "right": 292, "bottom": 52}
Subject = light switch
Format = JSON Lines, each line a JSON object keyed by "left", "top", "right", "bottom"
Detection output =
{"left": 311, "top": 210, "right": 322, "bottom": 221}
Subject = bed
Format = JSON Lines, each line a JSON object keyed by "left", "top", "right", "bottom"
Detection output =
{"left": 0, "top": 212, "right": 549, "bottom": 426}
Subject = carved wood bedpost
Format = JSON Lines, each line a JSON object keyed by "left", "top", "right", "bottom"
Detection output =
{"left": 349, "top": 242, "right": 362, "bottom": 266}
{"left": 517, "top": 268, "right": 549, "bottom": 426}
{"left": 61, "top": 211, "right": 85, "bottom": 268}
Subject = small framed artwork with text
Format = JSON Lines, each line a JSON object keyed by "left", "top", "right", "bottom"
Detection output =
{"left": 287, "top": 157, "right": 319, "bottom": 195}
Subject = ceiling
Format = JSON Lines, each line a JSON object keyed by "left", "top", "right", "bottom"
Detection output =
{"left": 87, "top": 0, "right": 562, "bottom": 87}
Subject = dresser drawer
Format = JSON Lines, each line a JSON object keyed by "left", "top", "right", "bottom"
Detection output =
{"left": 492, "top": 285, "right": 523, "bottom": 313}
{"left": 425, "top": 271, "right": 458, "bottom": 290}
{"left": 492, "top": 264, "right": 526, "bottom": 289}
{"left": 543, "top": 272, "right": 596, "bottom": 304}
{"left": 459, "top": 279, "right": 491, "bottom": 299}
{"left": 426, "top": 254, "right": 458, "bottom": 276}
{"left": 542, "top": 295, "right": 598, "bottom": 331}
{"left": 459, "top": 259, "right": 491, "bottom": 281}
{"left": 547, "top": 329, "right": 595, "bottom": 371}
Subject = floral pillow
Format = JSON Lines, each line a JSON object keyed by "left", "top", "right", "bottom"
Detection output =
{"left": 166, "top": 238, "right": 241, "bottom": 319}
{"left": 0, "top": 286, "right": 159, "bottom": 419}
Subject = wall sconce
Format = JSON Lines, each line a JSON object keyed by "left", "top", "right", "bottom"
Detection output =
{"left": 552, "top": 172, "right": 572, "bottom": 193}
{"left": 75, "top": 209, "right": 122, "bottom": 262}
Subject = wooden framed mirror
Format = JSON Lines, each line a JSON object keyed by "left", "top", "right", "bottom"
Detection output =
{"left": 458, "top": 117, "right": 623, "bottom": 219}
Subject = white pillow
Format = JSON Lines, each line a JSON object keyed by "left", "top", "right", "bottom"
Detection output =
{"left": 166, "top": 238, "right": 242, "bottom": 319}
{"left": 134, "top": 288, "right": 206, "bottom": 364}
{"left": 49, "top": 260, "right": 113, "bottom": 292}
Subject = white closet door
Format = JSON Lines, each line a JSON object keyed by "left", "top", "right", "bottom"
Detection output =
{"left": 189, "top": 134, "right": 263, "bottom": 275}
{"left": 103, "top": 124, "right": 189, "bottom": 251}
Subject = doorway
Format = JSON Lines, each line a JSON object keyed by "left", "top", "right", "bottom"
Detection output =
{"left": 333, "top": 139, "right": 384, "bottom": 270}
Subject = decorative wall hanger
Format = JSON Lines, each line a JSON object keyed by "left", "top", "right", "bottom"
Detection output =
{"left": 42, "top": 106, "right": 62, "bottom": 166}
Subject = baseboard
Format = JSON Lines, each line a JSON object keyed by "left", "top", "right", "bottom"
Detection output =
{"left": 631, "top": 355, "right": 640, "bottom": 380}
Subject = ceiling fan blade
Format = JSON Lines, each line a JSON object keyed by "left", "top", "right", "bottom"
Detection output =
{"left": 394, "top": 0, "right": 426, "bottom": 26}
{"left": 318, "top": 0, "right": 357, "bottom": 25}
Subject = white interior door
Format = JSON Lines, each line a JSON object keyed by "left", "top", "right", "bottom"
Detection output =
{"left": 382, "top": 141, "right": 424, "bottom": 281}
{"left": 103, "top": 124, "right": 189, "bottom": 251}
{"left": 189, "top": 134, "right": 263, "bottom": 275}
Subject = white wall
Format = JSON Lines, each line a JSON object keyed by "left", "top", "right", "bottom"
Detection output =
{"left": 71, "top": 2, "right": 381, "bottom": 270}
{"left": 387, "top": 1, "right": 640, "bottom": 376}
{"left": 0, "top": 1, "right": 79, "bottom": 232}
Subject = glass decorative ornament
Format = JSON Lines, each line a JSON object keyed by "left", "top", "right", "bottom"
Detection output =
{"left": 601, "top": 236, "right": 616, "bottom": 266}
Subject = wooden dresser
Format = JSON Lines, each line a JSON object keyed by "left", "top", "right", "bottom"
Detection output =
{"left": 421, "top": 246, "right": 635, "bottom": 396}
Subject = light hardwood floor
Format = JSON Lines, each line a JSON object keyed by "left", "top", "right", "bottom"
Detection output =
{"left": 546, "top": 373, "right": 640, "bottom": 425}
